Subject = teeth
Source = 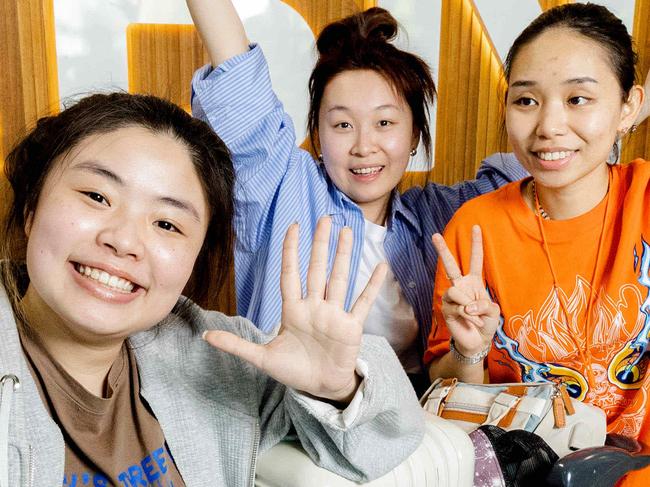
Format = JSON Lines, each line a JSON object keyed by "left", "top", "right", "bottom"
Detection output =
{"left": 351, "top": 166, "right": 382, "bottom": 175}
{"left": 537, "top": 151, "right": 571, "bottom": 161}
{"left": 76, "top": 264, "right": 135, "bottom": 293}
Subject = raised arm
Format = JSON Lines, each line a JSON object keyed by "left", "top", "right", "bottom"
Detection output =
{"left": 186, "top": 0, "right": 249, "bottom": 66}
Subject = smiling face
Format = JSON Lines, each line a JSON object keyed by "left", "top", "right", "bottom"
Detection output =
{"left": 505, "top": 28, "right": 639, "bottom": 194}
{"left": 21, "top": 126, "right": 209, "bottom": 345}
{"left": 318, "top": 69, "right": 417, "bottom": 224}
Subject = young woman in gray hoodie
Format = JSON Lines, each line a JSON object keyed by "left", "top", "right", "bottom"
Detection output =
{"left": 0, "top": 92, "right": 423, "bottom": 487}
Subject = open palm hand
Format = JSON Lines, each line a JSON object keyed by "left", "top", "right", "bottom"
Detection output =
{"left": 204, "top": 217, "right": 387, "bottom": 403}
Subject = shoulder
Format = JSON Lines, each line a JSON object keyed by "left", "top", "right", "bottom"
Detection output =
{"left": 132, "top": 298, "right": 270, "bottom": 350}
{"left": 449, "top": 179, "right": 522, "bottom": 222}
{"left": 619, "top": 159, "right": 650, "bottom": 177}
{"left": 612, "top": 160, "right": 650, "bottom": 193}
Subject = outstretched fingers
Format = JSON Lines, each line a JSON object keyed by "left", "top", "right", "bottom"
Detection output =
{"left": 432, "top": 233, "right": 463, "bottom": 284}
{"left": 306, "top": 217, "right": 332, "bottom": 299}
{"left": 350, "top": 262, "right": 388, "bottom": 323}
{"left": 326, "top": 227, "right": 353, "bottom": 305}
{"left": 280, "top": 223, "right": 302, "bottom": 303}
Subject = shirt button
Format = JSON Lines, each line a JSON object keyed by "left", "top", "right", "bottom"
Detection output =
{"left": 408, "top": 281, "right": 416, "bottom": 289}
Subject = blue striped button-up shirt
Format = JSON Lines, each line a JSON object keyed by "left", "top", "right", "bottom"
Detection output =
{"left": 191, "top": 45, "right": 526, "bottom": 370}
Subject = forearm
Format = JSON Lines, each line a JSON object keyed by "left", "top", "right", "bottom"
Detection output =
{"left": 428, "top": 351, "right": 486, "bottom": 383}
{"left": 186, "top": 0, "right": 249, "bottom": 66}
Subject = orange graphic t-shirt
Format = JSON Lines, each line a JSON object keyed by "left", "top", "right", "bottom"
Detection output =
{"left": 426, "top": 160, "right": 650, "bottom": 484}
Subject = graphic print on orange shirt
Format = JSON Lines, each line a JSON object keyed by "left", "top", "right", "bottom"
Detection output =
{"left": 492, "top": 238, "right": 650, "bottom": 438}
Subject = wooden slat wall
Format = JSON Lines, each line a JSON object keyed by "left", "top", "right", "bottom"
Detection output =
{"left": 0, "top": 0, "right": 59, "bottom": 164}
{"left": 127, "top": 24, "right": 210, "bottom": 112}
{"left": 282, "top": 0, "right": 370, "bottom": 36}
{"left": 538, "top": 0, "right": 572, "bottom": 11}
{"left": 623, "top": 0, "right": 650, "bottom": 163}
{"left": 430, "top": 0, "right": 508, "bottom": 186}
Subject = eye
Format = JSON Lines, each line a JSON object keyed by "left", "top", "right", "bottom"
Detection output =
{"left": 155, "top": 220, "right": 181, "bottom": 233}
{"left": 82, "top": 191, "right": 109, "bottom": 206}
{"left": 335, "top": 122, "right": 352, "bottom": 129}
{"left": 513, "top": 97, "right": 537, "bottom": 107}
{"left": 378, "top": 120, "right": 393, "bottom": 127}
{"left": 568, "top": 96, "right": 589, "bottom": 106}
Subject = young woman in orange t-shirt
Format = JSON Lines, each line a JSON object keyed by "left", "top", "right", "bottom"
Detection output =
{"left": 426, "top": 4, "right": 650, "bottom": 473}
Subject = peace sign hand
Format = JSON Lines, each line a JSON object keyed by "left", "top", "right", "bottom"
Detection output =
{"left": 204, "top": 217, "right": 387, "bottom": 404}
{"left": 432, "top": 225, "right": 500, "bottom": 357}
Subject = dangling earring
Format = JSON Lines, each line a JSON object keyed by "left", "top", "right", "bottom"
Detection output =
{"left": 608, "top": 139, "right": 621, "bottom": 164}
{"left": 409, "top": 148, "right": 417, "bottom": 157}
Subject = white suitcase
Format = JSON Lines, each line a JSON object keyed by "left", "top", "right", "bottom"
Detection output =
{"left": 255, "top": 411, "right": 475, "bottom": 486}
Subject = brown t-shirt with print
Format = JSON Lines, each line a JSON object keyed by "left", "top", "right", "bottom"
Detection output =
{"left": 19, "top": 327, "right": 185, "bottom": 487}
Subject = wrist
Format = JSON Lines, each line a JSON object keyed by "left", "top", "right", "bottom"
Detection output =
{"left": 326, "top": 372, "right": 362, "bottom": 406}
{"left": 449, "top": 338, "right": 490, "bottom": 365}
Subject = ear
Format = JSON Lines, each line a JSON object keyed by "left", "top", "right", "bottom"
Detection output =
{"left": 411, "top": 130, "right": 421, "bottom": 153}
{"left": 618, "top": 84, "right": 645, "bottom": 133}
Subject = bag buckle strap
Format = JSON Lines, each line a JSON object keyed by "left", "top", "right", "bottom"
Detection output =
{"left": 422, "top": 378, "right": 457, "bottom": 415}
{"left": 487, "top": 387, "right": 525, "bottom": 427}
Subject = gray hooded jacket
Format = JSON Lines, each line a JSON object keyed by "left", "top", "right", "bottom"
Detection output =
{"left": 0, "top": 285, "right": 424, "bottom": 486}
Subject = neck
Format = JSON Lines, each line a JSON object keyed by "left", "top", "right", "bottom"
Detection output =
{"left": 358, "top": 195, "right": 391, "bottom": 226}
{"left": 529, "top": 164, "right": 610, "bottom": 220}
{"left": 20, "top": 286, "right": 125, "bottom": 397}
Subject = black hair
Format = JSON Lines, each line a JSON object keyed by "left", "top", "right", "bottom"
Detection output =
{"left": 307, "top": 7, "right": 437, "bottom": 160}
{"left": 2, "top": 92, "right": 234, "bottom": 311}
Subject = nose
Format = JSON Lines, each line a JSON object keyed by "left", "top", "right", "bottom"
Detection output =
{"left": 96, "top": 211, "right": 145, "bottom": 260}
{"left": 350, "top": 125, "right": 378, "bottom": 157}
{"left": 535, "top": 101, "right": 568, "bottom": 139}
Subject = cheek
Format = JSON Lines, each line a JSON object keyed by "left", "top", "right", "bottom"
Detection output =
{"left": 149, "top": 242, "right": 202, "bottom": 292}
{"left": 505, "top": 115, "right": 529, "bottom": 149}
{"left": 26, "top": 202, "right": 83, "bottom": 262}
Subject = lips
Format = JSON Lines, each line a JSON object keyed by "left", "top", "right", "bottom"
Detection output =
{"left": 533, "top": 150, "right": 576, "bottom": 170}
{"left": 74, "top": 263, "right": 137, "bottom": 293}
{"left": 350, "top": 166, "right": 383, "bottom": 175}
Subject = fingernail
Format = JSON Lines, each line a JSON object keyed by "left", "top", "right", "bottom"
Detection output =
{"left": 201, "top": 330, "right": 208, "bottom": 341}
{"left": 466, "top": 303, "right": 478, "bottom": 313}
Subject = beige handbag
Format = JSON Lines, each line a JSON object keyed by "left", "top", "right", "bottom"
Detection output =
{"left": 421, "top": 378, "right": 607, "bottom": 458}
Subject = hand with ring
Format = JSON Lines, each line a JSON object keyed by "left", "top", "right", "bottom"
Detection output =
{"left": 431, "top": 225, "right": 500, "bottom": 358}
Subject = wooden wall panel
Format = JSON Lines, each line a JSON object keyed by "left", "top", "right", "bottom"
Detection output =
{"left": 282, "top": 0, "right": 370, "bottom": 36}
{"left": 623, "top": 0, "right": 650, "bottom": 162}
{"left": 127, "top": 24, "right": 209, "bottom": 112}
{"left": 0, "top": 0, "right": 59, "bottom": 164}
{"left": 430, "top": 0, "right": 508, "bottom": 186}
{"left": 538, "top": 0, "right": 572, "bottom": 11}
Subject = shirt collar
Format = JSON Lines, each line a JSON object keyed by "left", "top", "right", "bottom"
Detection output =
{"left": 387, "top": 190, "right": 422, "bottom": 237}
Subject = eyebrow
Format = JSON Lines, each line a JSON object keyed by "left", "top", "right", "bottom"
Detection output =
{"left": 510, "top": 77, "right": 598, "bottom": 88}
{"left": 72, "top": 160, "right": 202, "bottom": 222}
{"left": 74, "top": 161, "right": 123, "bottom": 184}
{"left": 327, "top": 104, "right": 401, "bottom": 113}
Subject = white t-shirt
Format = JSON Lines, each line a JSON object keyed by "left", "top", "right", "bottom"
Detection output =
{"left": 353, "top": 219, "right": 420, "bottom": 373}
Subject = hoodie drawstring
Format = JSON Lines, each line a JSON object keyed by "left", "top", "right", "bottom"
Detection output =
{"left": 0, "top": 374, "right": 20, "bottom": 487}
